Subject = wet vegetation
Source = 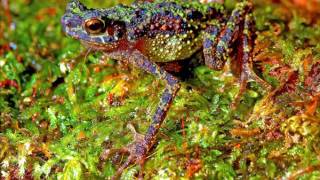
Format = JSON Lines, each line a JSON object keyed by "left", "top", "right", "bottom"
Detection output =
{"left": 1, "top": 0, "right": 320, "bottom": 179}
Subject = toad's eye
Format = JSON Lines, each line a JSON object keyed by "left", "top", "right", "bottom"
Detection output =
{"left": 84, "top": 18, "right": 105, "bottom": 34}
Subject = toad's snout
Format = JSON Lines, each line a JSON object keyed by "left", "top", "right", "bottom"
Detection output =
{"left": 61, "top": 14, "right": 83, "bottom": 34}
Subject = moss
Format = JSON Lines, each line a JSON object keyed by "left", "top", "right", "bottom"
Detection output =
{"left": 1, "top": 0, "right": 320, "bottom": 179}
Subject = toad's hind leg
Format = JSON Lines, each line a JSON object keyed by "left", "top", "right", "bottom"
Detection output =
{"left": 203, "top": 1, "right": 270, "bottom": 106}
{"left": 234, "top": 13, "right": 271, "bottom": 106}
{"left": 203, "top": 1, "right": 251, "bottom": 70}
{"left": 101, "top": 50, "right": 180, "bottom": 179}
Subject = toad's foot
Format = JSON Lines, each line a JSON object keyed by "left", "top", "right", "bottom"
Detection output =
{"left": 100, "top": 124, "right": 149, "bottom": 180}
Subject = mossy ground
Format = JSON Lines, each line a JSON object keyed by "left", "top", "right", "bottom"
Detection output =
{"left": 1, "top": 0, "right": 320, "bottom": 179}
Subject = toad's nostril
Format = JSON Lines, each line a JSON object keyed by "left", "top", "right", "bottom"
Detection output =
{"left": 66, "top": 21, "right": 72, "bottom": 27}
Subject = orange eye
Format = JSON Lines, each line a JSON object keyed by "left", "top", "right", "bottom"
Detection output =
{"left": 84, "top": 18, "right": 105, "bottom": 34}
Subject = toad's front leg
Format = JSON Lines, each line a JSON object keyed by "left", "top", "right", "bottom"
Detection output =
{"left": 100, "top": 50, "right": 180, "bottom": 179}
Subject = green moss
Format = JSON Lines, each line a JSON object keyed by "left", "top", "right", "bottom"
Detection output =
{"left": 1, "top": 0, "right": 320, "bottom": 179}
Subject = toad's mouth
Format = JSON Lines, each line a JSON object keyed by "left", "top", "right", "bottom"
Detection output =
{"left": 80, "top": 40, "right": 118, "bottom": 51}
{"left": 81, "top": 40, "right": 107, "bottom": 50}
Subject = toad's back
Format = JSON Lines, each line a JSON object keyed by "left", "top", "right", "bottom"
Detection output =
{"left": 103, "top": 1, "right": 225, "bottom": 61}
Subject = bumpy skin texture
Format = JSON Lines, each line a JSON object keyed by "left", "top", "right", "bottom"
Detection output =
{"left": 62, "top": 0, "right": 226, "bottom": 62}
{"left": 62, "top": 0, "right": 268, "bottom": 178}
